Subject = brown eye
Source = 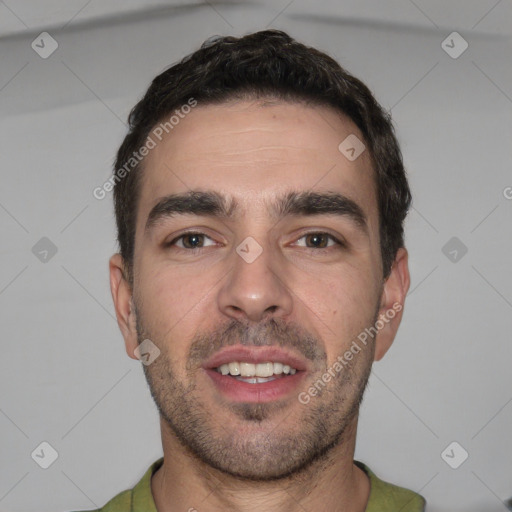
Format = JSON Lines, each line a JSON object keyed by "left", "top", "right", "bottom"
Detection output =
{"left": 296, "top": 232, "right": 342, "bottom": 249}
{"left": 181, "top": 233, "right": 205, "bottom": 248}
{"left": 167, "top": 232, "right": 216, "bottom": 249}
{"left": 305, "top": 233, "right": 329, "bottom": 248}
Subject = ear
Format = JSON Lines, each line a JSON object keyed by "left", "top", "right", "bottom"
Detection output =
{"left": 109, "top": 253, "right": 139, "bottom": 360}
{"left": 373, "top": 247, "right": 410, "bottom": 361}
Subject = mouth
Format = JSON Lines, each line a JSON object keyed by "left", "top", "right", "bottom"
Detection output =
{"left": 216, "top": 360, "right": 297, "bottom": 383}
{"left": 202, "top": 346, "right": 308, "bottom": 403}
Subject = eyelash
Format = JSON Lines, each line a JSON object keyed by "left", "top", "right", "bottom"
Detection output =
{"left": 165, "top": 231, "right": 345, "bottom": 251}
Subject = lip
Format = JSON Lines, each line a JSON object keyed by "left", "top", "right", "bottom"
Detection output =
{"left": 202, "top": 345, "right": 309, "bottom": 403}
{"left": 202, "top": 345, "right": 309, "bottom": 372}
{"left": 204, "top": 367, "right": 306, "bottom": 403}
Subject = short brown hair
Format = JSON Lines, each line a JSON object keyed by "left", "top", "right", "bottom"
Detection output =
{"left": 113, "top": 29, "right": 411, "bottom": 284}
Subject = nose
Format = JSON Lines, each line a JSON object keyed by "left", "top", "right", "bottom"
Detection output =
{"left": 217, "top": 238, "right": 293, "bottom": 323}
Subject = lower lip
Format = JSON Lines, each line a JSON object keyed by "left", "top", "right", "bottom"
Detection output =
{"left": 204, "top": 368, "right": 305, "bottom": 403}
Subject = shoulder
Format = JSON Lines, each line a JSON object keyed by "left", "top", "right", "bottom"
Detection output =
{"left": 355, "top": 460, "right": 426, "bottom": 512}
{"left": 70, "top": 489, "right": 131, "bottom": 512}
{"left": 70, "top": 457, "right": 164, "bottom": 512}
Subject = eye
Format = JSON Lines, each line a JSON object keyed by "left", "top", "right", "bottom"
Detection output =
{"left": 167, "top": 232, "right": 217, "bottom": 249}
{"left": 294, "top": 232, "right": 344, "bottom": 249}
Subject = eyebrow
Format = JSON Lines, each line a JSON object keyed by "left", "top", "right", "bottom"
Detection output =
{"left": 144, "top": 190, "right": 368, "bottom": 234}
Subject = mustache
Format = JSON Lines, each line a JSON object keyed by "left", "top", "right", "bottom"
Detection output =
{"left": 187, "top": 317, "right": 327, "bottom": 368}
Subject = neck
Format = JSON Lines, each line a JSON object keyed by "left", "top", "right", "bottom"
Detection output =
{"left": 151, "top": 416, "right": 370, "bottom": 512}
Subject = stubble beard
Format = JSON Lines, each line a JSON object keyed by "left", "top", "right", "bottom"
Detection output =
{"left": 135, "top": 303, "right": 376, "bottom": 482}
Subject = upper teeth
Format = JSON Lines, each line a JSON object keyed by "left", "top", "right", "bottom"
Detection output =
{"left": 216, "top": 362, "right": 297, "bottom": 377}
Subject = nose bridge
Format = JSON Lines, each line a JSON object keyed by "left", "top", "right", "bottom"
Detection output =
{"left": 217, "top": 234, "right": 293, "bottom": 322}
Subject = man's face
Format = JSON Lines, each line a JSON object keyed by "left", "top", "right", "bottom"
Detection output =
{"left": 124, "top": 99, "right": 391, "bottom": 480}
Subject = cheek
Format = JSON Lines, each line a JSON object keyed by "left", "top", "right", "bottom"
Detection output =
{"left": 299, "top": 259, "right": 376, "bottom": 316}
{"left": 136, "top": 258, "right": 210, "bottom": 352}
{"left": 295, "top": 263, "right": 378, "bottom": 358}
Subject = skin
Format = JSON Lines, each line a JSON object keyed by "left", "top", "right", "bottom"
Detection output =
{"left": 109, "top": 99, "right": 410, "bottom": 512}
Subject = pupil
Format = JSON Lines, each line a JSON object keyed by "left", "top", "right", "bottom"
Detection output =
{"left": 308, "top": 234, "right": 326, "bottom": 248}
{"left": 185, "top": 234, "right": 202, "bottom": 248}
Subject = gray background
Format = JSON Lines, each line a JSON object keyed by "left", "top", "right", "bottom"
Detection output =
{"left": 1, "top": 1, "right": 511, "bottom": 511}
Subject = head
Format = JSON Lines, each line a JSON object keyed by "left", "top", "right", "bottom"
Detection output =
{"left": 109, "top": 30, "right": 411, "bottom": 481}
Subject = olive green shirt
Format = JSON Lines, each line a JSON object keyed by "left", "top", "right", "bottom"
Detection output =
{"left": 77, "top": 457, "right": 425, "bottom": 511}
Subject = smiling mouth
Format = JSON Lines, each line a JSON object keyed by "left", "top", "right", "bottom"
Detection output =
{"left": 215, "top": 361, "right": 298, "bottom": 384}
{"left": 204, "top": 345, "right": 308, "bottom": 402}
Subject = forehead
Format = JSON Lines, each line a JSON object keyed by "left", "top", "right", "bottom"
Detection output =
{"left": 136, "top": 99, "right": 378, "bottom": 231}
